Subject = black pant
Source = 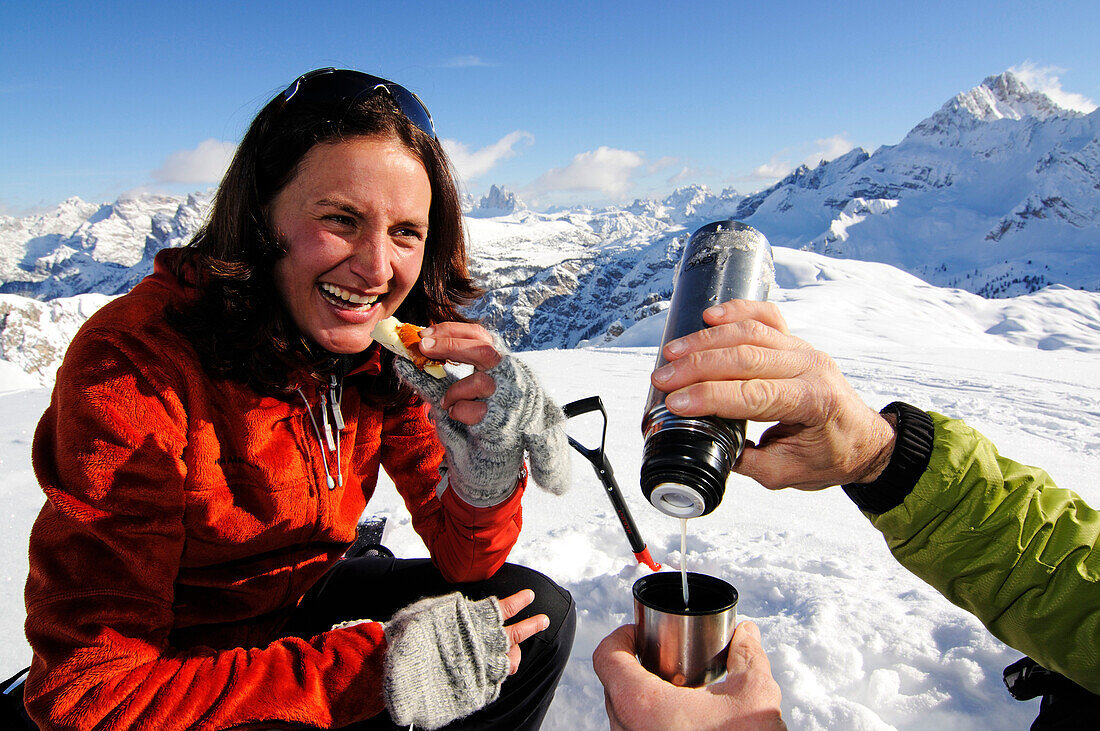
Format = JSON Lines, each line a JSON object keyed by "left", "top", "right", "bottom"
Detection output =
{"left": 285, "top": 557, "right": 576, "bottom": 730}
{"left": 1004, "top": 657, "right": 1100, "bottom": 730}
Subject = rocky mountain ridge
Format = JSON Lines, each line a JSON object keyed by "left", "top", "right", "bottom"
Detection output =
{"left": 0, "top": 192, "right": 212, "bottom": 299}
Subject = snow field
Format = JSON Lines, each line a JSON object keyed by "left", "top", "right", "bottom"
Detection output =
{"left": 1, "top": 249, "right": 1097, "bottom": 728}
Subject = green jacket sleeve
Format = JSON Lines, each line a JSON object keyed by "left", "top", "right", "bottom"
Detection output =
{"left": 867, "top": 413, "right": 1100, "bottom": 693}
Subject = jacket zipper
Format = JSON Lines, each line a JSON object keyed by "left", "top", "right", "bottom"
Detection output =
{"left": 297, "top": 378, "right": 346, "bottom": 490}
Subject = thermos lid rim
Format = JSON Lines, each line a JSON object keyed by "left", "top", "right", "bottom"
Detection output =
{"left": 649, "top": 483, "right": 706, "bottom": 518}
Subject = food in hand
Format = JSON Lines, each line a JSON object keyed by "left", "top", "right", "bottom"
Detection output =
{"left": 371, "top": 316, "right": 448, "bottom": 378}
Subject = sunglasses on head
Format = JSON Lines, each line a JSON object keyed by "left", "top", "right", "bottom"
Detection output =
{"left": 280, "top": 67, "right": 436, "bottom": 139}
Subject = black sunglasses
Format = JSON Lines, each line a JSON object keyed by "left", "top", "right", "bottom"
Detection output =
{"left": 280, "top": 68, "right": 436, "bottom": 139}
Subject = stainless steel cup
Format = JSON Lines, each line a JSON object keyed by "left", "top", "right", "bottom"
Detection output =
{"left": 633, "top": 571, "right": 739, "bottom": 687}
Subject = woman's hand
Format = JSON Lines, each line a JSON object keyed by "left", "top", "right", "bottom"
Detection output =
{"left": 416, "top": 322, "right": 500, "bottom": 425}
{"left": 382, "top": 590, "right": 522, "bottom": 728}
{"left": 392, "top": 322, "right": 570, "bottom": 503}
{"left": 498, "top": 589, "right": 550, "bottom": 675}
{"left": 593, "top": 620, "right": 787, "bottom": 731}
{"left": 651, "top": 299, "right": 895, "bottom": 490}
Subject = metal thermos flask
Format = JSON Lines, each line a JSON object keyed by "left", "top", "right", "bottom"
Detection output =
{"left": 640, "top": 221, "right": 773, "bottom": 518}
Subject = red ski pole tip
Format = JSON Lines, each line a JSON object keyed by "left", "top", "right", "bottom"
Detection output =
{"left": 634, "top": 547, "right": 661, "bottom": 572}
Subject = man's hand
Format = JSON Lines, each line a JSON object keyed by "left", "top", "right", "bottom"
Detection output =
{"left": 650, "top": 299, "right": 896, "bottom": 490}
{"left": 593, "top": 620, "right": 786, "bottom": 730}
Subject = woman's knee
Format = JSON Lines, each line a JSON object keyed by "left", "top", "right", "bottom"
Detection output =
{"left": 485, "top": 563, "right": 575, "bottom": 636}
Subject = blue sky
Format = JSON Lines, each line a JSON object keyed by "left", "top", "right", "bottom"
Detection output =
{"left": 3, "top": 0, "right": 1099, "bottom": 213}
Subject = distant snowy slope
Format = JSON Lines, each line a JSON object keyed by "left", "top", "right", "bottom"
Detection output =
{"left": 736, "top": 72, "right": 1100, "bottom": 297}
{"left": 2, "top": 225, "right": 1098, "bottom": 730}
{"left": 766, "top": 248, "right": 1100, "bottom": 355}
{"left": 0, "top": 293, "right": 114, "bottom": 381}
{"left": 0, "top": 192, "right": 211, "bottom": 299}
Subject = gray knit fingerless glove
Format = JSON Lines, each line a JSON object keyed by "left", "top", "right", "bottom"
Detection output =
{"left": 382, "top": 592, "right": 510, "bottom": 730}
{"left": 395, "top": 337, "right": 571, "bottom": 507}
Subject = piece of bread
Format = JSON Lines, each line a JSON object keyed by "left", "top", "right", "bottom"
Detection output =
{"left": 371, "top": 316, "right": 448, "bottom": 378}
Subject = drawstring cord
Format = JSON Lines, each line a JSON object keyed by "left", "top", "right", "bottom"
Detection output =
{"left": 297, "top": 382, "right": 345, "bottom": 490}
{"left": 329, "top": 375, "right": 344, "bottom": 488}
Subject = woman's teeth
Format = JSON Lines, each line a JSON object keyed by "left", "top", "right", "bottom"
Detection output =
{"left": 319, "top": 283, "right": 379, "bottom": 310}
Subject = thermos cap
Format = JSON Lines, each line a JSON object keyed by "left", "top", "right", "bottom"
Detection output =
{"left": 649, "top": 483, "right": 707, "bottom": 518}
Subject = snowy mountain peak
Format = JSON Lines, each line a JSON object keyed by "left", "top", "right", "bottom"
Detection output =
{"left": 962, "top": 71, "right": 1074, "bottom": 122}
{"left": 467, "top": 185, "right": 528, "bottom": 218}
{"left": 910, "top": 71, "right": 1081, "bottom": 143}
{"left": 623, "top": 185, "right": 745, "bottom": 226}
{"left": 59, "top": 195, "right": 91, "bottom": 210}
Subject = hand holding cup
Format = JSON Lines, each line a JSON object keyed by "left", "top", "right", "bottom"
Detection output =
{"left": 593, "top": 620, "right": 786, "bottom": 730}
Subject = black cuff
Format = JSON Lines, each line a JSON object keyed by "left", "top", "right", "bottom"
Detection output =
{"left": 842, "top": 402, "right": 935, "bottom": 514}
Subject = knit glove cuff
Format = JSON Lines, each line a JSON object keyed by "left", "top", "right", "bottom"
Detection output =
{"left": 395, "top": 335, "right": 571, "bottom": 507}
{"left": 383, "top": 592, "right": 510, "bottom": 730}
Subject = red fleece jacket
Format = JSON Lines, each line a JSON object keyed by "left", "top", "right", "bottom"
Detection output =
{"left": 23, "top": 250, "right": 524, "bottom": 730}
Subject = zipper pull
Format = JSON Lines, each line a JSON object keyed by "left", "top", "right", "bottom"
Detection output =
{"left": 329, "top": 375, "right": 345, "bottom": 431}
{"left": 320, "top": 391, "right": 337, "bottom": 452}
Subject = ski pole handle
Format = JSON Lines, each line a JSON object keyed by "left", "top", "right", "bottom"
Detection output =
{"left": 563, "top": 397, "right": 661, "bottom": 571}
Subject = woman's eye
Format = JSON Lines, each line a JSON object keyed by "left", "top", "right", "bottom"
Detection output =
{"left": 395, "top": 227, "right": 426, "bottom": 241}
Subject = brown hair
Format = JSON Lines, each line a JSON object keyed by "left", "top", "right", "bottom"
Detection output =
{"left": 170, "top": 81, "right": 479, "bottom": 396}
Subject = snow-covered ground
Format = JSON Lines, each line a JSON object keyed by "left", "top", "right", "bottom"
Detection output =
{"left": 1, "top": 248, "right": 1098, "bottom": 729}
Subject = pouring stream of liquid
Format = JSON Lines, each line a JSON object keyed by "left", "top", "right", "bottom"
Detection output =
{"left": 680, "top": 518, "right": 689, "bottom": 607}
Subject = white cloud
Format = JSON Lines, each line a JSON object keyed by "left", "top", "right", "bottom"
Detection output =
{"left": 646, "top": 156, "right": 679, "bottom": 175}
{"left": 152, "top": 139, "right": 236, "bottom": 184}
{"left": 747, "top": 133, "right": 856, "bottom": 185}
{"left": 1009, "top": 61, "right": 1097, "bottom": 113}
{"left": 530, "top": 146, "right": 645, "bottom": 197}
{"left": 802, "top": 134, "right": 855, "bottom": 168}
{"left": 443, "top": 131, "right": 533, "bottom": 181}
{"left": 666, "top": 166, "right": 699, "bottom": 185}
{"left": 443, "top": 55, "right": 492, "bottom": 68}
{"left": 752, "top": 158, "right": 792, "bottom": 180}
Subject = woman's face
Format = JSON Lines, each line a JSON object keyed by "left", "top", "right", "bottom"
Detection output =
{"left": 270, "top": 135, "right": 431, "bottom": 354}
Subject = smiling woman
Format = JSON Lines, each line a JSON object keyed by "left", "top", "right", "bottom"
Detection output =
{"left": 20, "top": 69, "right": 575, "bottom": 731}
{"left": 270, "top": 137, "right": 432, "bottom": 355}
{"left": 168, "top": 69, "right": 476, "bottom": 396}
